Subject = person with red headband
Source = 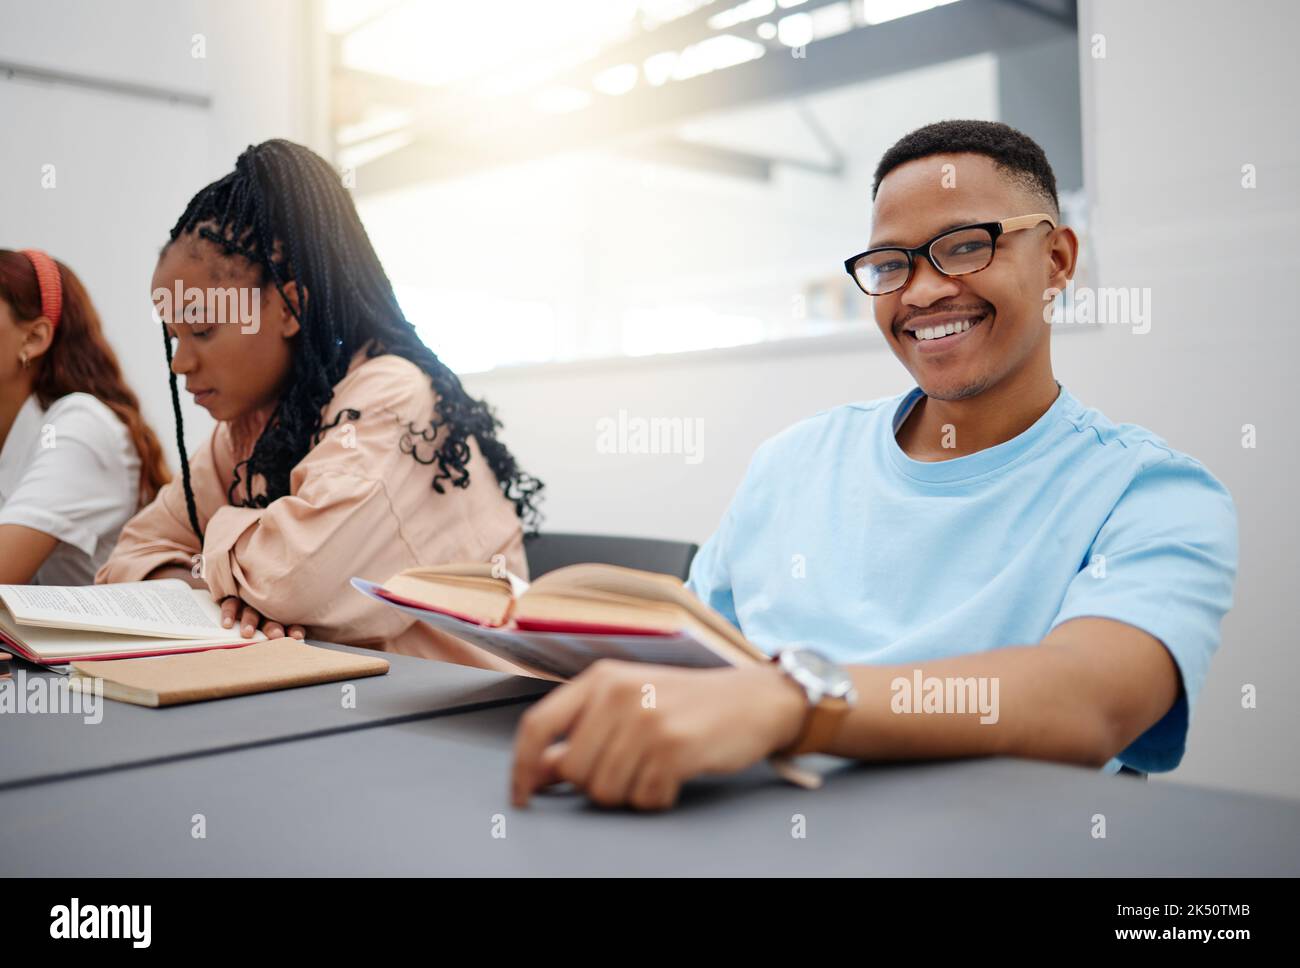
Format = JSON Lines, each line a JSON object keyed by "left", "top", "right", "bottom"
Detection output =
{"left": 0, "top": 249, "right": 170, "bottom": 584}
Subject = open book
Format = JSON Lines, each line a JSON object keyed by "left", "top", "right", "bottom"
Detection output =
{"left": 352, "top": 562, "right": 767, "bottom": 681}
{"left": 0, "top": 580, "right": 264, "bottom": 665}
{"left": 354, "top": 562, "right": 824, "bottom": 790}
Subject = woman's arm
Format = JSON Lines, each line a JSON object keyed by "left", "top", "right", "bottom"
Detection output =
{"left": 101, "top": 431, "right": 306, "bottom": 640}
{"left": 96, "top": 483, "right": 204, "bottom": 586}
{"left": 142, "top": 563, "right": 206, "bottom": 588}
{"left": 0, "top": 524, "right": 61, "bottom": 584}
{"left": 193, "top": 364, "right": 450, "bottom": 640}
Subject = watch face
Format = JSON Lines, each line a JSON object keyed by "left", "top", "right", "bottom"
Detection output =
{"left": 787, "top": 648, "right": 854, "bottom": 699}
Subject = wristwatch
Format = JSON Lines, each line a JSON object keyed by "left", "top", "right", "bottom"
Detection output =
{"left": 773, "top": 648, "right": 858, "bottom": 756}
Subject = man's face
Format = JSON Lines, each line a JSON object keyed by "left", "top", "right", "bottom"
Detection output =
{"left": 868, "top": 152, "right": 1061, "bottom": 401}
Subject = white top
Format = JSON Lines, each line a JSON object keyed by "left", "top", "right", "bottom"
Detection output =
{"left": 0, "top": 393, "right": 141, "bottom": 585}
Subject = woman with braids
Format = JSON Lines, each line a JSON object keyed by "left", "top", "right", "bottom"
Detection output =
{"left": 98, "top": 139, "right": 543, "bottom": 668}
{"left": 0, "top": 249, "right": 170, "bottom": 584}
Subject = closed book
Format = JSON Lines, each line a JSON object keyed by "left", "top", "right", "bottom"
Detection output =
{"left": 68, "top": 639, "right": 389, "bottom": 707}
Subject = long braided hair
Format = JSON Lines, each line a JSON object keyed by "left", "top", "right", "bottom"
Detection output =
{"left": 161, "top": 139, "right": 543, "bottom": 541}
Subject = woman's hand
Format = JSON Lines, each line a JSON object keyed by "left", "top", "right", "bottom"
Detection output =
{"left": 511, "top": 659, "right": 809, "bottom": 811}
{"left": 219, "top": 596, "right": 306, "bottom": 641}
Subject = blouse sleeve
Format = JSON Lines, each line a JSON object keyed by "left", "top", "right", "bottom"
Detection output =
{"left": 95, "top": 439, "right": 212, "bottom": 584}
{"left": 195, "top": 362, "right": 434, "bottom": 629}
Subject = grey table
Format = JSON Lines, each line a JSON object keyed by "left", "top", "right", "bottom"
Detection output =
{"left": 0, "top": 641, "right": 551, "bottom": 789}
{"left": 4, "top": 701, "right": 1298, "bottom": 876}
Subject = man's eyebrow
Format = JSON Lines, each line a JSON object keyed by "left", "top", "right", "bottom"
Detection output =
{"left": 868, "top": 218, "right": 989, "bottom": 249}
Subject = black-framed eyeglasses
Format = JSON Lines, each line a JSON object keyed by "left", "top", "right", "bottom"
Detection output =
{"left": 844, "top": 213, "right": 1057, "bottom": 296}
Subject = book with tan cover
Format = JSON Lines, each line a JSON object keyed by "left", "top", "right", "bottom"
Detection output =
{"left": 67, "top": 639, "right": 389, "bottom": 707}
{"left": 354, "top": 562, "right": 767, "bottom": 679}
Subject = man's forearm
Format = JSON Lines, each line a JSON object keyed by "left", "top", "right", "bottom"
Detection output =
{"left": 823, "top": 643, "right": 1117, "bottom": 767}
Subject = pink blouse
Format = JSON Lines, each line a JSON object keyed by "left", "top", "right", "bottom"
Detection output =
{"left": 97, "top": 350, "right": 530, "bottom": 672}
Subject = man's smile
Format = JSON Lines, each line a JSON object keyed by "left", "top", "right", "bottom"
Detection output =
{"left": 900, "top": 310, "right": 991, "bottom": 353}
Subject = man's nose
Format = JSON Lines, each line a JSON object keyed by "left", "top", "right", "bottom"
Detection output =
{"left": 900, "top": 256, "right": 960, "bottom": 308}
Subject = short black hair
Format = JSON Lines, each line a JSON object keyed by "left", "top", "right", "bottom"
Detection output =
{"left": 872, "top": 120, "right": 1059, "bottom": 216}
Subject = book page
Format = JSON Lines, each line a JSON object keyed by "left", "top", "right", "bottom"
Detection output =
{"left": 398, "top": 564, "right": 529, "bottom": 598}
{"left": 0, "top": 581, "right": 231, "bottom": 639}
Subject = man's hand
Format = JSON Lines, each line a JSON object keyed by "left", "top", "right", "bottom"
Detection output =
{"left": 219, "top": 596, "right": 306, "bottom": 641}
{"left": 511, "top": 660, "right": 808, "bottom": 811}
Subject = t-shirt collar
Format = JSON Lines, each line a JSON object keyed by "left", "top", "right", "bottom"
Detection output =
{"left": 887, "top": 381, "right": 1074, "bottom": 484}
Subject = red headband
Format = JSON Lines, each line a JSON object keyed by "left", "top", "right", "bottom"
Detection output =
{"left": 19, "top": 249, "right": 63, "bottom": 331}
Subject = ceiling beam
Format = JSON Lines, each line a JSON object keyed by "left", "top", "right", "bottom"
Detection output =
{"left": 354, "top": 0, "right": 1074, "bottom": 195}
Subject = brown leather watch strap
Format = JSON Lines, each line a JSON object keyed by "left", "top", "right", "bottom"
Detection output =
{"left": 779, "top": 695, "right": 851, "bottom": 757}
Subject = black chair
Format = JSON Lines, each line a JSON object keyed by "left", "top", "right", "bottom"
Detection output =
{"left": 524, "top": 532, "right": 698, "bottom": 581}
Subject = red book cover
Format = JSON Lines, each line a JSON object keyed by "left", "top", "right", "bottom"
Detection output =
{"left": 372, "top": 586, "right": 507, "bottom": 628}
{"left": 513, "top": 616, "right": 673, "bottom": 637}
{"left": 0, "top": 627, "right": 256, "bottom": 666}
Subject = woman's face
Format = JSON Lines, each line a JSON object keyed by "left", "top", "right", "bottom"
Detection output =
{"left": 152, "top": 238, "right": 301, "bottom": 423}
{"left": 0, "top": 297, "right": 26, "bottom": 387}
{"left": 0, "top": 295, "right": 46, "bottom": 393}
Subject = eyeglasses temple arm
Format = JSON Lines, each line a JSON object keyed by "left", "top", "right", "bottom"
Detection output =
{"left": 1000, "top": 213, "right": 1057, "bottom": 232}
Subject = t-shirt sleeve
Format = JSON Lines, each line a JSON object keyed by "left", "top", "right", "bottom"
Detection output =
{"left": 687, "top": 444, "right": 776, "bottom": 630}
{"left": 686, "top": 507, "right": 740, "bottom": 629}
{"left": 0, "top": 396, "right": 137, "bottom": 558}
{"left": 1049, "top": 451, "right": 1239, "bottom": 772}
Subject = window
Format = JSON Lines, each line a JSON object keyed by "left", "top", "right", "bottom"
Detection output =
{"left": 326, "top": 0, "right": 1082, "bottom": 373}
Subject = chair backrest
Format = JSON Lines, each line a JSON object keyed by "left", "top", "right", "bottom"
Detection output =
{"left": 524, "top": 532, "right": 699, "bottom": 581}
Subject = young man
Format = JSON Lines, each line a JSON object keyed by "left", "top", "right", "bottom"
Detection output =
{"left": 511, "top": 120, "right": 1238, "bottom": 811}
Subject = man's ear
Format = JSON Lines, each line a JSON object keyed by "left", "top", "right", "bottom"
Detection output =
{"left": 1046, "top": 225, "right": 1080, "bottom": 292}
{"left": 278, "top": 281, "right": 305, "bottom": 338}
{"left": 22, "top": 317, "right": 55, "bottom": 362}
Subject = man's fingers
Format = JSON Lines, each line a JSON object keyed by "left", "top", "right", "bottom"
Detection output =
{"left": 534, "top": 741, "right": 569, "bottom": 790}
{"left": 629, "top": 761, "right": 674, "bottom": 812}
{"left": 263, "top": 621, "right": 285, "bottom": 640}
{"left": 511, "top": 681, "right": 593, "bottom": 807}
{"left": 288, "top": 625, "right": 307, "bottom": 640}
{"left": 220, "top": 597, "right": 240, "bottom": 629}
{"left": 585, "top": 719, "right": 650, "bottom": 809}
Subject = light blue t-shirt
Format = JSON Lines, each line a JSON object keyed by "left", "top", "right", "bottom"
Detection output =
{"left": 687, "top": 383, "right": 1238, "bottom": 774}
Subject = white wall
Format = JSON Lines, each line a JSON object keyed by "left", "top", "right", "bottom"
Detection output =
{"left": 462, "top": 0, "right": 1300, "bottom": 798}
{"left": 0, "top": 0, "right": 322, "bottom": 459}
{"left": 1067, "top": 0, "right": 1300, "bottom": 799}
